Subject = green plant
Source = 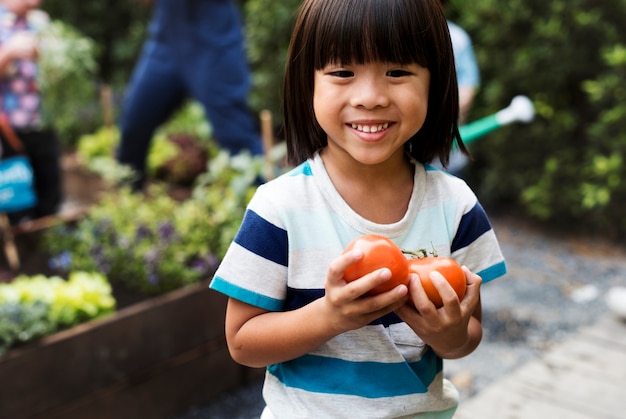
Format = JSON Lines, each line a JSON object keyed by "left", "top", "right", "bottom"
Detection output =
{"left": 38, "top": 19, "right": 101, "bottom": 146}
{"left": 76, "top": 101, "right": 212, "bottom": 185}
{"left": 0, "top": 272, "right": 115, "bottom": 355}
{"left": 244, "top": 0, "right": 301, "bottom": 125}
{"left": 43, "top": 150, "right": 266, "bottom": 295}
{"left": 445, "top": 0, "right": 626, "bottom": 240}
{"left": 43, "top": 1, "right": 150, "bottom": 85}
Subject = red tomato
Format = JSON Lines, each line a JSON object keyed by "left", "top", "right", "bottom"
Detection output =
{"left": 408, "top": 257, "right": 466, "bottom": 308}
{"left": 343, "top": 234, "right": 409, "bottom": 295}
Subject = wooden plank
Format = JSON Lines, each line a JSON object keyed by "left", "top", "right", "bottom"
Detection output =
{"left": 48, "top": 344, "right": 249, "bottom": 419}
{"left": 456, "top": 382, "right": 614, "bottom": 419}
{"left": 540, "top": 334, "right": 626, "bottom": 381}
{"left": 10, "top": 205, "right": 89, "bottom": 236}
{"left": 579, "top": 315, "right": 626, "bottom": 347}
{"left": 0, "top": 212, "right": 20, "bottom": 270}
{"left": 0, "top": 282, "right": 237, "bottom": 418}
{"left": 513, "top": 358, "right": 626, "bottom": 417}
{"left": 455, "top": 315, "right": 626, "bottom": 419}
{"left": 456, "top": 360, "right": 625, "bottom": 419}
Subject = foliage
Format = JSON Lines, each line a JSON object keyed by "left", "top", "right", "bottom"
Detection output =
{"left": 38, "top": 20, "right": 101, "bottom": 146}
{"left": 242, "top": 0, "right": 626, "bottom": 238}
{"left": 43, "top": 150, "right": 265, "bottom": 295}
{"left": 0, "top": 272, "right": 115, "bottom": 355}
{"left": 76, "top": 101, "right": 212, "bottom": 185}
{"left": 445, "top": 0, "right": 626, "bottom": 239}
{"left": 42, "top": 0, "right": 150, "bottom": 86}
{"left": 244, "top": 0, "right": 301, "bottom": 126}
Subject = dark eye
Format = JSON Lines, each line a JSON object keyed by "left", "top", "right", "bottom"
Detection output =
{"left": 330, "top": 70, "right": 354, "bottom": 78}
{"left": 387, "top": 69, "right": 411, "bottom": 77}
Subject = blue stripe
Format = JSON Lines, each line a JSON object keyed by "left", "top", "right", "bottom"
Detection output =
{"left": 284, "top": 287, "right": 404, "bottom": 326}
{"left": 234, "top": 209, "right": 288, "bottom": 266}
{"left": 288, "top": 161, "right": 312, "bottom": 176}
{"left": 451, "top": 202, "right": 492, "bottom": 252}
{"left": 210, "top": 276, "right": 284, "bottom": 311}
{"left": 285, "top": 287, "right": 324, "bottom": 310}
{"left": 477, "top": 261, "right": 507, "bottom": 284}
{"left": 268, "top": 348, "right": 440, "bottom": 398}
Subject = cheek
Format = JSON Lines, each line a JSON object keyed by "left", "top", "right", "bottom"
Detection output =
{"left": 313, "top": 85, "right": 337, "bottom": 128}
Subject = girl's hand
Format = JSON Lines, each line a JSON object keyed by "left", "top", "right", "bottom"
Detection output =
{"left": 225, "top": 249, "right": 410, "bottom": 368}
{"left": 395, "top": 266, "right": 483, "bottom": 359}
{"left": 322, "top": 249, "right": 409, "bottom": 334}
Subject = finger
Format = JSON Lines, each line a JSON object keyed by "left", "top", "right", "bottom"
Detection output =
{"left": 359, "top": 284, "right": 410, "bottom": 319}
{"left": 327, "top": 249, "right": 363, "bottom": 286}
{"left": 463, "top": 265, "right": 483, "bottom": 287}
{"left": 461, "top": 266, "right": 482, "bottom": 299}
{"left": 376, "top": 282, "right": 409, "bottom": 307}
{"left": 343, "top": 267, "right": 396, "bottom": 299}
{"left": 459, "top": 266, "right": 482, "bottom": 309}
{"left": 408, "top": 273, "right": 437, "bottom": 311}
{"left": 430, "top": 271, "right": 459, "bottom": 306}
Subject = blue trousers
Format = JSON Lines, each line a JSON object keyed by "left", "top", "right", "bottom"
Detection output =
{"left": 117, "top": 0, "right": 263, "bottom": 188}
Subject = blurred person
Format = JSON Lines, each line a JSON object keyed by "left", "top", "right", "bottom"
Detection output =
{"left": 439, "top": 0, "right": 480, "bottom": 174}
{"left": 442, "top": 0, "right": 479, "bottom": 124}
{"left": 0, "top": 0, "right": 63, "bottom": 223}
{"left": 116, "top": 0, "right": 263, "bottom": 191}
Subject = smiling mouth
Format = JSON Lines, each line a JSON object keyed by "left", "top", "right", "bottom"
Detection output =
{"left": 350, "top": 122, "right": 390, "bottom": 133}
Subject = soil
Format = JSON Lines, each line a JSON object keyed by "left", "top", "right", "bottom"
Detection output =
{"left": 174, "top": 211, "right": 626, "bottom": 419}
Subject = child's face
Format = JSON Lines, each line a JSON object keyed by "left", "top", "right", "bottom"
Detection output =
{"left": 314, "top": 61, "right": 430, "bottom": 166}
{"left": 3, "top": 0, "right": 41, "bottom": 16}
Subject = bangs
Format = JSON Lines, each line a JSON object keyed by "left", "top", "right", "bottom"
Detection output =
{"left": 312, "top": 0, "right": 434, "bottom": 68}
{"left": 284, "top": 0, "right": 458, "bottom": 166}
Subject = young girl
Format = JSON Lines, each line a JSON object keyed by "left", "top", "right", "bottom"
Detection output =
{"left": 210, "top": 0, "right": 506, "bottom": 417}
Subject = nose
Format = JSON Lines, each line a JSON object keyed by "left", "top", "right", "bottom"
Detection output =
{"left": 349, "top": 75, "right": 390, "bottom": 110}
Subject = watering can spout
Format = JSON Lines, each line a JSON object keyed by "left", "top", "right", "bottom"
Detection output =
{"left": 459, "top": 95, "right": 535, "bottom": 144}
{"left": 496, "top": 95, "right": 535, "bottom": 125}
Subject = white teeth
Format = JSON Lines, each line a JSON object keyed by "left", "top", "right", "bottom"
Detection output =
{"left": 351, "top": 123, "right": 389, "bottom": 133}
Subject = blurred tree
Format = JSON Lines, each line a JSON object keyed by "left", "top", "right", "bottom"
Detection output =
{"left": 43, "top": 0, "right": 150, "bottom": 86}
{"left": 38, "top": 0, "right": 626, "bottom": 239}
{"left": 447, "top": 0, "right": 626, "bottom": 239}
{"left": 244, "top": 0, "right": 300, "bottom": 131}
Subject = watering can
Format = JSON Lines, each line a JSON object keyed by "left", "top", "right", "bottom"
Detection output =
{"left": 459, "top": 95, "right": 535, "bottom": 144}
{"left": 442, "top": 95, "right": 535, "bottom": 174}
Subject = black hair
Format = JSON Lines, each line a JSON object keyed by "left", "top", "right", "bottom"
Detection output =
{"left": 283, "top": 0, "right": 465, "bottom": 166}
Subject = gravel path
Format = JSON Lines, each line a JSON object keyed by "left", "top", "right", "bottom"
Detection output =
{"left": 176, "top": 214, "right": 626, "bottom": 418}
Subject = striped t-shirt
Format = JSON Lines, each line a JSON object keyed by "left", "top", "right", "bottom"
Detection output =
{"left": 211, "top": 153, "right": 506, "bottom": 418}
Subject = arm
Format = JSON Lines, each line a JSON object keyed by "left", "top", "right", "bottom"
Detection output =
{"left": 225, "top": 249, "right": 410, "bottom": 368}
{"left": 458, "top": 85, "right": 477, "bottom": 124}
{"left": 0, "top": 32, "right": 38, "bottom": 73}
{"left": 395, "top": 266, "right": 483, "bottom": 359}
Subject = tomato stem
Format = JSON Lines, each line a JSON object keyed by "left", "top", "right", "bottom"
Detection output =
{"left": 402, "top": 243, "right": 439, "bottom": 259}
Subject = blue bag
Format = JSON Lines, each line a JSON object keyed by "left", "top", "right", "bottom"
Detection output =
{"left": 0, "top": 155, "right": 37, "bottom": 213}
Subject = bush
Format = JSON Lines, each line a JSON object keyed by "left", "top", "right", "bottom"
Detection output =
{"left": 75, "top": 101, "right": 213, "bottom": 185}
{"left": 39, "top": 20, "right": 101, "bottom": 147}
{"left": 43, "top": 1, "right": 149, "bottom": 86}
{"left": 43, "top": 151, "right": 265, "bottom": 295}
{"left": 243, "top": 0, "right": 626, "bottom": 239}
{"left": 244, "top": 0, "right": 301, "bottom": 127}
{"left": 444, "top": 0, "right": 626, "bottom": 240}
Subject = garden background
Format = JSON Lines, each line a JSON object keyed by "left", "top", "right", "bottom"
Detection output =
{"left": 1, "top": 0, "right": 626, "bottom": 416}
{"left": 43, "top": 0, "right": 626, "bottom": 239}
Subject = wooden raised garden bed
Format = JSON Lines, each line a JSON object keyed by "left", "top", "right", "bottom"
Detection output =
{"left": 0, "top": 278, "right": 263, "bottom": 419}
{"left": 0, "top": 154, "right": 263, "bottom": 418}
